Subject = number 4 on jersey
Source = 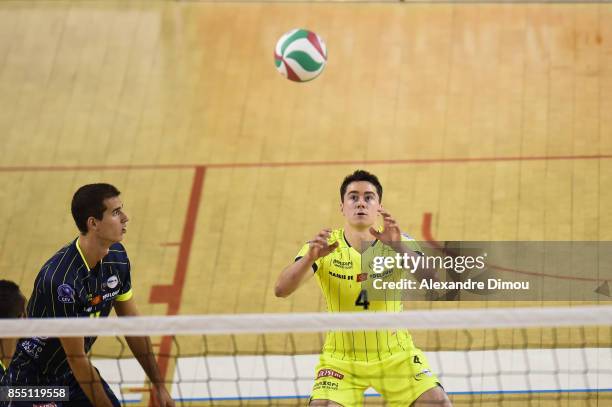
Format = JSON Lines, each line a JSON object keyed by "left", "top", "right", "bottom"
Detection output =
{"left": 355, "top": 289, "right": 370, "bottom": 310}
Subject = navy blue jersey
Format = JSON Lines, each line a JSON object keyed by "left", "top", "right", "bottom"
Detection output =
{"left": 3, "top": 238, "right": 132, "bottom": 385}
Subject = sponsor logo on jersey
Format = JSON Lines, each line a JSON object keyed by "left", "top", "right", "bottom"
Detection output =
{"left": 332, "top": 259, "right": 353, "bottom": 269}
{"left": 90, "top": 295, "right": 102, "bottom": 305}
{"left": 103, "top": 289, "right": 120, "bottom": 301}
{"left": 356, "top": 272, "right": 368, "bottom": 282}
{"left": 371, "top": 266, "right": 394, "bottom": 279}
{"left": 414, "top": 369, "right": 432, "bottom": 381}
{"left": 106, "top": 275, "right": 119, "bottom": 289}
{"left": 57, "top": 284, "right": 75, "bottom": 303}
{"left": 21, "top": 339, "right": 44, "bottom": 359}
{"left": 316, "top": 369, "right": 344, "bottom": 380}
{"left": 328, "top": 271, "right": 353, "bottom": 280}
{"left": 313, "top": 380, "right": 339, "bottom": 391}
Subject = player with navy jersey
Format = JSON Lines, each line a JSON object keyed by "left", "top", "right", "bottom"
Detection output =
{"left": 8, "top": 241, "right": 132, "bottom": 385}
{"left": 275, "top": 170, "right": 452, "bottom": 407}
{"left": 2, "top": 184, "right": 174, "bottom": 407}
{"left": 0, "top": 280, "right": 27, "bottom": 379}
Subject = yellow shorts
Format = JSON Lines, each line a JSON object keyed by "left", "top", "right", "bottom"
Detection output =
{"left": 310, "top": 349, "right": 440, "bottom": 407}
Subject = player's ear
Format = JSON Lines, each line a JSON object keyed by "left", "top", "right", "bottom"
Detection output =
{"left": 87, "top": 216, "right": 97, "bottom": 232}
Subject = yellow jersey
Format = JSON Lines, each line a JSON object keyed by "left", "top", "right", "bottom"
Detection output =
{"left": 295, "top": 228, "right": 421, "bottom": 362}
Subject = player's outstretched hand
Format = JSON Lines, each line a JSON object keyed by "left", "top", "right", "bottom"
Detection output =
{"left": 369, "top": 208, "right": 402, "bottom": 245}
{"left": 306, "top": 229, "right": 339, "bottom": 261}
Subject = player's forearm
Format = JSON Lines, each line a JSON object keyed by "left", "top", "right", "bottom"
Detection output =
{"left": 0, "top": 338, "right": 17, "bottom": 368}
{"left": 275, "top": 257, "right": 315, "bottom": 298}
{"left": 125, "top": 336, "right": 165, "bottom": 386}
{"left": 66, "top": 355, "right": 115, "bottom": 407}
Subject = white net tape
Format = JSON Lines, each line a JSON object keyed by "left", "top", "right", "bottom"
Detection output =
{"left": 2, "top": 305, "right": 611, "bottom": 337}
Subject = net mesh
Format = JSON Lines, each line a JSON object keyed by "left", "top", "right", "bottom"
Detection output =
{"left": 2, "top": 305, "right": 611, "bottom": 406}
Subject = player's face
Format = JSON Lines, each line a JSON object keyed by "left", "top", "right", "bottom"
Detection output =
{"left": 94, "top": 196, "right": 129, "bottom": 243}
{"left": 341, "top": 181, "right": 381, "bottom": 228}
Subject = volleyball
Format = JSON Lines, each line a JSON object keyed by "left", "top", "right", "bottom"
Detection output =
{"left": 274, "top": 29, "right": 327, "bottom": 82}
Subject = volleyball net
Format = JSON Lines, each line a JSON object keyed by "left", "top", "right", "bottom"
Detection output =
{"left": 1, "top": 305, "right": 611, "bottom": 406}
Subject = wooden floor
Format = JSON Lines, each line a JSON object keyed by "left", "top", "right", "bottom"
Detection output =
{"left": 1, "top": 1, "right": 611, "bottom": 405}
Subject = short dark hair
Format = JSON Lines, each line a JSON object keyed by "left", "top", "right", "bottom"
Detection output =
{"left": 340, "top": 170, "right": 383, "bottom": 202}
{"left": 71, "top": 183, "right": 121, "bottom": 234}
{"left": 0, "top": 280, "right": 26, "bottom": 319}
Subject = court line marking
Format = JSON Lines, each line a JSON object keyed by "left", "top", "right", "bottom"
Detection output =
{"left": 149, "top": 388, "right": 612, "bottom": 402}
{"left": 1, "top": 154, "right": 611, "bottom": 172}
{"left": 148, "top": 165, "right": 207, "bottom": 404}
{"left": 134, "top": 388, "right": 612, "bottom": 403}
{"left": 177, "top": 0, "right": 612, "bottom": 4}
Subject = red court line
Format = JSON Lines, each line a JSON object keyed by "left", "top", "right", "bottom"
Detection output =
{"left": 421, "top": 213, "right": 441, "bottom": 249}
{"left": 148, "top": 166, "right": 206, "bottom": 400}
{"left": 1, "top": 154, "right": 611, "bottom": 172}
{"left": 206, "top": 154, "right": 612, "bottom": 169}
{"left": 421, "top": 212, "right": 602, "bottom": 283}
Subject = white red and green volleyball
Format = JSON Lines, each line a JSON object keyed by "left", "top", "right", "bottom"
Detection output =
{"left": 274, "top": 29, "right": 327, "bottom": 82}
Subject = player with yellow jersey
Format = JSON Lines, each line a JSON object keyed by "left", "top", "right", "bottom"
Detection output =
{"left": 275, "top": 170, "right": 452, "bottom": 407}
